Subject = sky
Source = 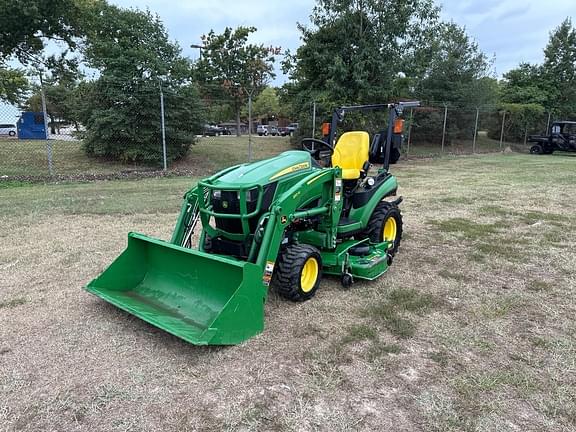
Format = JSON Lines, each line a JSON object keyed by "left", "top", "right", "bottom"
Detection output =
{"left": 109, "top": 0, "right": 575, "bottom": 80}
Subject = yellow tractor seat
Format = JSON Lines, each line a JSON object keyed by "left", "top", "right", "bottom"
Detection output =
{"left": 331, "top": 131, "right": 370, "bottom": 180}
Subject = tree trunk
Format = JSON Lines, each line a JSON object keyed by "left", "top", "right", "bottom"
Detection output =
{"left": 236, "top": 109, "right": 241, "bottom": 137}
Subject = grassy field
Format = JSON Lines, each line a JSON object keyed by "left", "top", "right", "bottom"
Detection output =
{"left": 0, "top": 134, "right": 518, "bottom": 179}
{"left": 405, "top": 133, "right": 516, "bottom": 158}
{"left": 0, "top": 136, "right": 294, "bottom": 178}
{"left": 1, "top": 153, "right": 576, "bottom": 431}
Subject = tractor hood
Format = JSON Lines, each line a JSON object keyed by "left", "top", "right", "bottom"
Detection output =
{"left": 209, "top": 151, "right": 316, "bottom": 187}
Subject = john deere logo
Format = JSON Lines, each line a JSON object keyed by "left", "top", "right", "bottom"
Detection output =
{"left": 222, "top": 201, "right": 229, "bottom": 209}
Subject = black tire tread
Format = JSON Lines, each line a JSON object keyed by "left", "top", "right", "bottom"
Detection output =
{"left": 359, "top": 201, "right": 403, "bottom": 256}
{"left": 273, "top": 244, "right": 322, "bottom": 302}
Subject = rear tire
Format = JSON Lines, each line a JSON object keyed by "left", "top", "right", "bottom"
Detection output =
{"left": 530, "top": 144, "right": 543, "bottom": 154}
{"left": 8, "top": 131, "right": 15, "bottom": 137}
{"left": 273, "top": 244, "right": 322, "bottom": 302}
{"left": 359, "top": 201, "right": 403, "bottom": 256}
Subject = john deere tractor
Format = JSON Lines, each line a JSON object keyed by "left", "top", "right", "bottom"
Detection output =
{"left": 85, "top": 101, "right": 419, "bottom": 345}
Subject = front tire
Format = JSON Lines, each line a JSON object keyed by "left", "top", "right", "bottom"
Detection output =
{"left": 8, "top": 131, "right": 15, "bottom": 137}
{"left": 273, "top": 244, "right": 322, "bottom": 302}
{"left": 360, "top": 201, "right": 403, "bottom": 256}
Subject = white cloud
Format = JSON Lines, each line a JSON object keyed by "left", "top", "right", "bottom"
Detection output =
{"left": 105, "top": 0, "right": 576, "bottom": 80}
{"left": 440, "top": 0, "right": 575, "bottom": 75}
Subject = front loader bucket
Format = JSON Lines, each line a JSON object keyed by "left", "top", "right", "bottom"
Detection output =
{"left": 85, "top": 232, "right": 266, "bottom": 345}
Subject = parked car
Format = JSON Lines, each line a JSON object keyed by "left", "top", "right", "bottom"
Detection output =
{"left": 257, "top": 125, "right": 269, "bottom": 136}
{"left": 286, "top": 123, "right": 299, "bottom": 136}
{"left": 257, "top": 124, "right": 279, "bottom": 136}
{"left": 0, "top": 124, "right": 17, "bottom": 137}
{"left": 218, "top": 126, "right": 232, "bottom": 136}
{"left": 203, "top": 124, "right": 224, "bottom": 136}
{"left": 277, "top": 126, "right": 290, "bottom": 136}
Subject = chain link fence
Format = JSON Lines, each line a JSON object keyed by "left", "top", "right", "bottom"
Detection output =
{"left": 0, "top": 84, "right": 556, "bottom": 181}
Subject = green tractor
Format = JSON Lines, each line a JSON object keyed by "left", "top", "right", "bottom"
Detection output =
{"left": 85, "top": 101, "right": 419, "bottom": 345}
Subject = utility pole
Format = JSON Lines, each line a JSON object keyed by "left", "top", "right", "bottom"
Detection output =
{"left": 312, "top": 100, "right": 317, "bottom": 138}
{"left": 472, "top": 107, "right": 479, "bottom": 154}
{"left": 546, "top": 111, "right": 551, "bottom": 132}
{"left": 159, "top": 81, "right": 167, "bottom": 171}
{"left": 39, "top": 71, "right": 52, "bottom": 175}
{"left": 441, "top": 104, "right": 448, "bottom": 153}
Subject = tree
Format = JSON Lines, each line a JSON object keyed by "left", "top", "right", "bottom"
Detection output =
{"left": 0, "top": 0, "right": 88, "bottom": 104}
{"left": 283, "top": 0, "right": 447, "bottom": 142}
{"left": 0, "top": 68, "right": 28, "bottom": 104}
{"left": 412, "top": 22, "right": 496, "bottom": 143}
{"left": 499, "top": 63, "right": 547, "bottom": 106}
{"left": 195, "top": 27, "right": 275, "bottom": 135}
{"left": 541, "top": 18, "right": 576, "bottom": 117}
{"left": 252, "top": 87, "right": 280, "bottom": 119}
{"left": 283, "top": 0, "right": 440, "bottom": 107}
{"left": 486, "top": 103, "right": 546, "bottom": 143}
{"left": 78, "top": 4, "right": 203, "bottom": 163}
{"left": 20, "top": 55, "right": 83, "bottom": 133}
{"left": 415, "top": 22, "right": 494, "bottom": 106}
{"left": 0, "top": 0, "right": 85, "bottom": 63}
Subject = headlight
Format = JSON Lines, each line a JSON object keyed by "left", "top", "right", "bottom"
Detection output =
{"left": 212, "top": 190, "right": 221, "bottom": 199}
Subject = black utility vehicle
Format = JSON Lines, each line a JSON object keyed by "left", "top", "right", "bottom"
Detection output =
{"left": 529, "top": 121, "right": 576, "bottom": 154}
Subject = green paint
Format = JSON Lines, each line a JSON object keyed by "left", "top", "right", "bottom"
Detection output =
{"left": 85, "top": 150, "right": 400, "bottom": 345}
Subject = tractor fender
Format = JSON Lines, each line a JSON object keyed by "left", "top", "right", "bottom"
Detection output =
{"left": 349, "top": 175, "right": 398, "bottom": 228}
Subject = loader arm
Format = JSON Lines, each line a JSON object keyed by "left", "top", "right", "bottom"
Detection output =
{"left": 254, "top": 167, "right": 343, "bottom": 269}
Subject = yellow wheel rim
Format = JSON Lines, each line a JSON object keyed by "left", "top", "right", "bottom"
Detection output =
{"left": 301, "top": 257, "right": 319, "bottom": 293}
{"left": 383, "top": 217, "right": 397, "bottom": 242}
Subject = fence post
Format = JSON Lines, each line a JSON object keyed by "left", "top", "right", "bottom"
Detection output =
{"left": 159, "top": 82, "right": 167, "bottom": 171}
{"left": 248, "top": 93, "right": 253, "bottom": 162}
{"left": 39, "top": 72, "right": 53, "bottom": 175}
{"left": 406, "top": 108, "right": 413, "bottom": 158}
{"left": 472, "top": 107, "right": 479, "bottom": 154}
{"left": 441, "top": 104, "right": 447, "bottom": 153}
{"left": 499, "top": 111, "right": 506, "bottom": 150}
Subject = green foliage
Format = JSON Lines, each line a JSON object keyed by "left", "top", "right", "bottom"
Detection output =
{"left": 500, "top": 63, "right": 547, "bottom": 106}
{"left": 0, "top": 0, "right": 85, "bottom": 63}
{"left": 285, "top": 0, "right": 439, "bottom": 107}
{"left": 541, "top": 18, "right": 576, "bottom": 117}
{"left": 486, "top": 103, "right": 546, "bottom": 142}
{"left": 0, "top": 0, "right": 85, "bottom": 106}
{"left": 195, "top": 27, "right": 275, "bottom": 134}
{"left": 411, "top": 23, "right": 496, "bottom": 143}
{"left": 415, "top": 23, "right": 494, "bottom": 106}
{"left": 498, "top": 17, "right": 576, "bottom": 129}
{"left": 252, "top": 87, "right": 280, "bottom": 119}
{"left": 77, "top": 4, "right": 202, "bottom": 164}
{"left": 21, "top": 55, "right": 83, "bottom": 133}
{"left": 285, "top": 0, "right": 496, "bottom": 143}
{"left": 0, "top": 68, "right": 28, "bottom": 104}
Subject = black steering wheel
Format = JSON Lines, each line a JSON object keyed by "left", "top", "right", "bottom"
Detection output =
{"left": 301, "top": 138, "right": 334, "bottom": 160}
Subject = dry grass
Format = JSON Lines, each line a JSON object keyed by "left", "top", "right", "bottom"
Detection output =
{"left": 1, "top": 152, "right": 576, "bottom": 431}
